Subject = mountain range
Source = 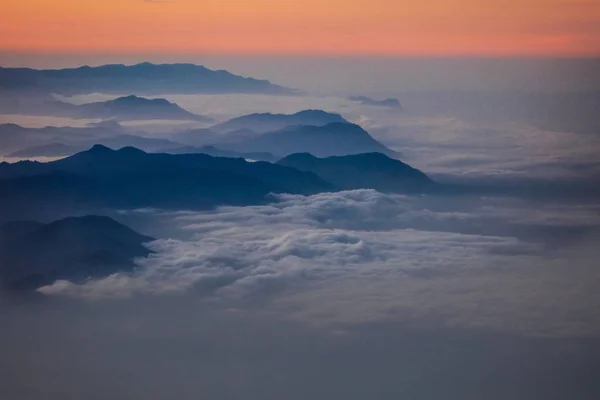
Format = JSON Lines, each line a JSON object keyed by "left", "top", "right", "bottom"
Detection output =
{"left": 74, "top": 95, "right": 210, "bottom": 122}
{"left": 1, "top": 109, "right": 396, "bottom": 161}
{"left": 210, "top": 109, "right": 347, "bottom": 134}
{"left": 223, "top": 122, "right": 401, "bottom": 158}
{"left": 165, "top": 145, "right": 277, "bottom": 162}
{"left": 0, "top": 123, "right": 181, "bottom": 157}
{"left": 0, "top": 216, "right": 153, "bottom": 290}
{"left": 0, "top": 146, "right": 334, "bottom": 219}
{"left": 0, "top": 62, "right": 294, "bottom": 95}
{"left": 0, "top": 93, "right": 209, "bottom": 122}
{"left": 349, "top": 96, "right": 402, "bottom": 108}
{"left": 278, "top": 152, "right": 434, "bottom": 193}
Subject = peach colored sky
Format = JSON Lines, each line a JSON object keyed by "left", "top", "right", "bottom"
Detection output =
{"left": 2, "top": 0, "right": 600, "bottom": 56}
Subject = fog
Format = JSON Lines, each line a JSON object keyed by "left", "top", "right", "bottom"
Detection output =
{"left": 2, "top": 186, "right": 600, "bottom": 398}
{"left": 2, "top": 54, "right": 600, "bottom": 94}
{"left": 1, "top": 56, "right": 600, "bottom": 399}
{"left": 3, "top": 294, "right": 600, "bottom": 400}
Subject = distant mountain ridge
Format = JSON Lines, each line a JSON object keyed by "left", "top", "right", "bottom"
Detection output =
{"left": 224, "top": 122, "right": 401, "bottom": 158}
{"left": 0, "top": 92, "right": 210, "bottom": 122}
{"left": 7, "top": 143, "right": 80, "bottom": 158}
{"left": 0, "top": 215, "right": 153, "bottom": 290}
{"left": 211, "top": 110, "right": 347, "bottom": 134}
{"left": 0, "top": 62, "right": 294, "bottom": 95}
{"left": 349, "top": 96, "right": 402, "bottom": 108}
{"left": 75, "top": 95, "right": 211, "bottom": 122}
{"left": 0, "top": 123, "right": 182, "bottom": 157}
{"left": 278, "top": 152, "right": 434, "bottom": 193}
{"left": 165, "top": 145, "right": 277, "bottom": 162}
{"left": 0, "top": 146, "right": 335, "bottom": 219}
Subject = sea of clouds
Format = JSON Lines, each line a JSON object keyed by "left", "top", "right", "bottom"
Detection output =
{"left": 34, "top": 189, "right": 600, "bottom": 340}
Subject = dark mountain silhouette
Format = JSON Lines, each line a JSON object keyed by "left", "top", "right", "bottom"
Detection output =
{"left": 0, "top": 146, "right": 335, "bottom": 217}
{"left": 0, "top": 220, "right": 43, "bottom": 242}
{"left": 211, "top": 110, "right": 347, "bottom": 134}
{"left": 75, "top": 95, "right": 211, "bottom": 122}
{"left": 0, "top": 62, "right": 294, "bottom": 95}
{"left": 278, "top": 152, "right": 434, "bottom": 193}
{"left": 0, "top": 216, "right": 153, "bottom": 290}
{"left": 165, "top": 145, "right": 277, "bottom": 162}
{"left": 224, "top": 122, "right": 400, "bottom": 158}
{"left": 349, "top": 96, "right": 402, "bottom": 109}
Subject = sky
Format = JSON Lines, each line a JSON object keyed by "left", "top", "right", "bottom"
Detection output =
{"left": 2, "top": 0, "right": 600, "bottom": 56}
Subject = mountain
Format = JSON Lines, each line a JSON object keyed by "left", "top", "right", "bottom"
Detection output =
{"left": 171, "top": 128, "right": 258, "bottom": 148}
{"left": 277, "top": 152, "right": 434, "bottom": 193}
{"left": 0, "top": 91, "right": 209, "bottom": 121}
{"left": 0, "top": 91, "right": 79, "bottom": 117}
{"left": 0, "top": 146, "right": 335, "bottom": 217}
{"left": 170, "top": 110, "right": 348, "bottom": 148}
{"left": 0, "top": 216, "right": 153, "bottom": 290}
{"left": 0, "top": 63, "right": 294, "bottom": 95}
{"left": 211, "top": 110, "right": 347, "bottom": 134}
{"left": 349, "top": 96, "right": 402, "bottom": 109}
{"left": 0, "top": 123, "right": 122, "bottom": 155}
{"left": 224, "top": 122, "right": 400, "bottom": 158}
{"left": 7, "top": 143, "right": 80, "bottom": 158}
{"left": 1, "top": 123, "right": 182, "bottom": 157}
{"left": 75, "top": 95, "right": 211, "bottom": 122}
{"left": 96, "top": 135, "right": 181, "bottom": 152}
{"left": 165, "top": 145, "right": 277, "bottom": 162}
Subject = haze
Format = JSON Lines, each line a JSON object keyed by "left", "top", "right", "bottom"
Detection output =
{"left": 1, "top": 1, "right": 600, "bottom": 399}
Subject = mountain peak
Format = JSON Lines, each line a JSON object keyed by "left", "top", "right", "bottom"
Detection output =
{"left": 295, "top": 109, "right": 342, "bottom": 118}
{"left": 109, "top": 95, "right": 172, "bottom": 106}
{"left": 89, "top": 144, "right": 114, "bottom": 154}
{"left": 211, "top": 109, "right": 348, "bottom": 134}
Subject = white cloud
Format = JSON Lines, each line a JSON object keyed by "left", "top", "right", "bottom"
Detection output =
{"left": 39, "top": 190, "right": 538, "bottom": 299}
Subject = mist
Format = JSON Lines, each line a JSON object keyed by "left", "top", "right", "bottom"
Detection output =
{"left": 1, "top": 54, "right": 600, "bottom": 399}
{"left": 3, "top": 189, "right": 600, "bottom": 399}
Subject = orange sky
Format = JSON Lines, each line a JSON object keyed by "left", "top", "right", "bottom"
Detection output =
{"left": 1, "top": 0, "right": 600, "bottom": 56}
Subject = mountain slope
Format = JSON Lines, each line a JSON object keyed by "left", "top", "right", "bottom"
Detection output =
{"left": 349, "top": 96, "right": 402, "bottom": 109}
{"left": 75, "top": 95, "right": 211, "bottom": 122}
{"left": 277, "top": 152, "right": 434, "bottom": 193}
{"left": 0, "top": 146, "right": 335, "bottom": 215}
{"left": 165, "top": 145, "right": 277, "bottom": 162}
{"left": 211, "top": 110, "right": 347, "bottom": 134}
{"left": 225, "top": 122, "right": 400, "bottom": 158}
{"left": 0, "top": 216, "right": 153, "bottom": 290}
{"left": 7, "top": 143, "right": 80, "bottom": 158}
{"left": 0, "top": 62, "right": 294, "bottom": 95}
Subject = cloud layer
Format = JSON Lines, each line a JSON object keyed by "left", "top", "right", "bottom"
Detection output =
{"left": 40, "top": 190, "right": 541, "bottom": 299}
